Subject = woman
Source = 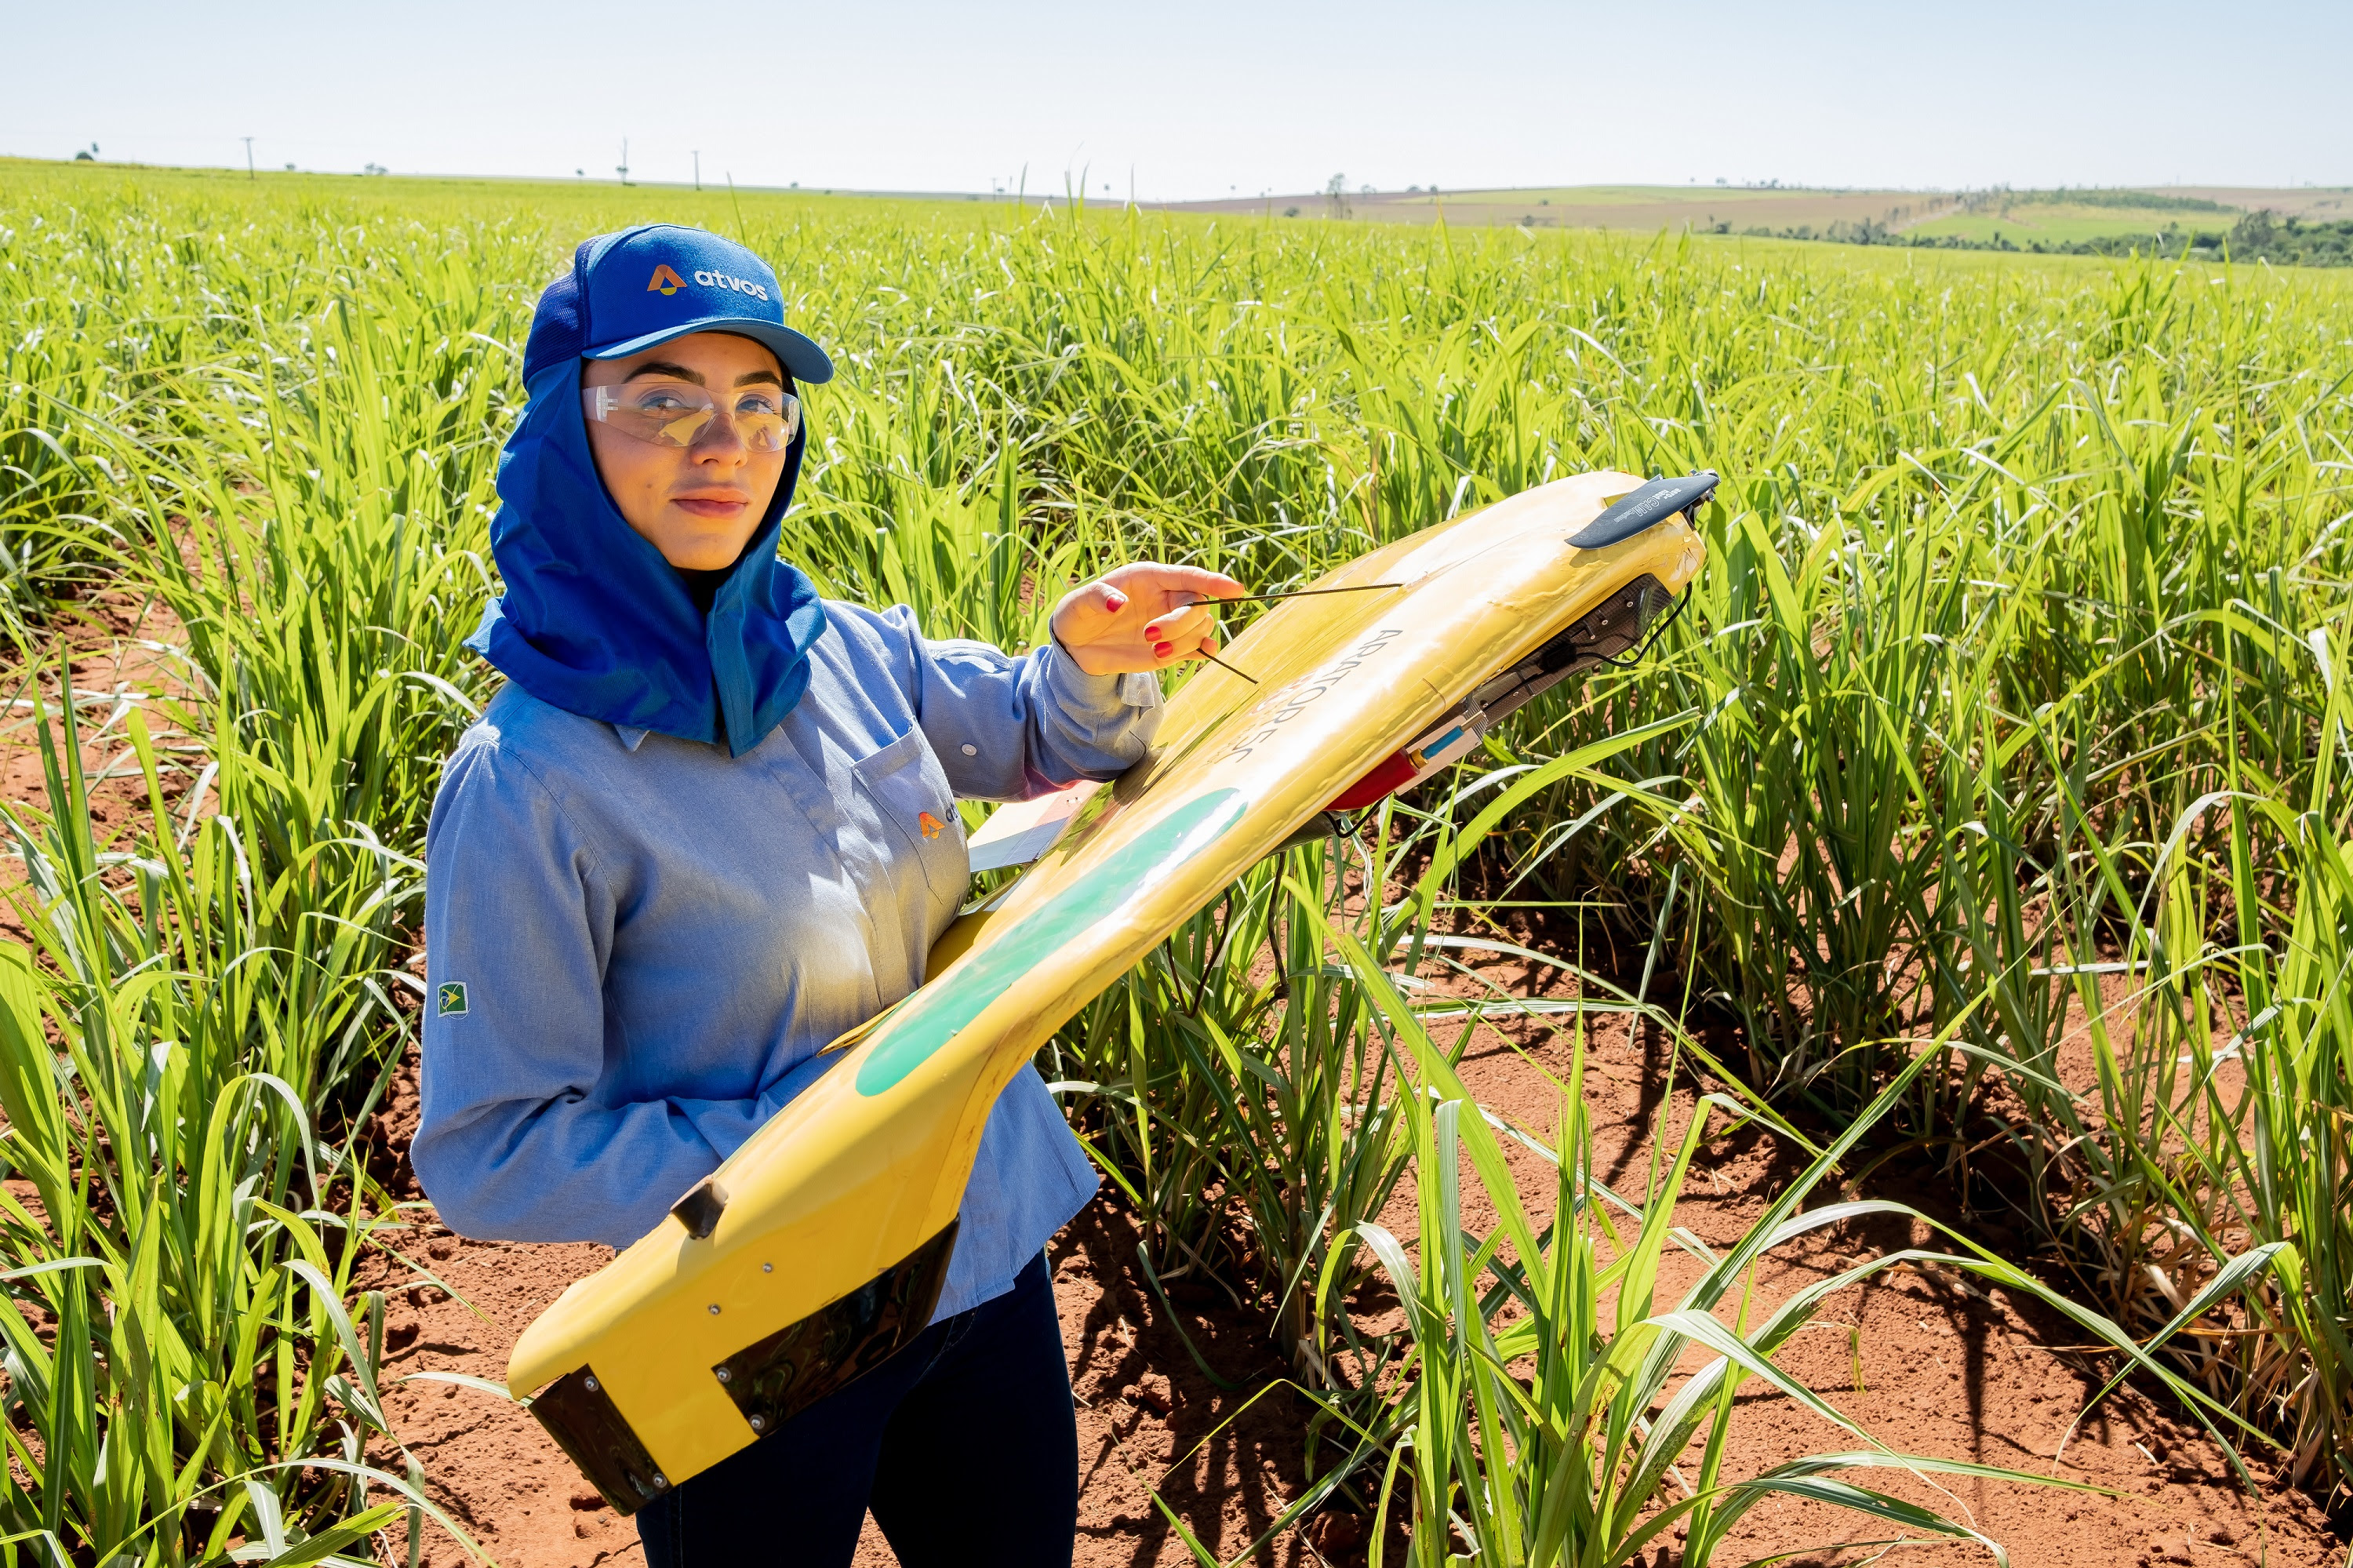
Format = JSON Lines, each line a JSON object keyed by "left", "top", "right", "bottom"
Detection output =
{"left": 413, "top": 223, "right": 1241, "bottom": 1567}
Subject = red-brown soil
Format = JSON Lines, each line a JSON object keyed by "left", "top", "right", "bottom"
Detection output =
{"left": 0, "top": 584, "right": 206, "bottom": 933}
{"left": 1424, "top": 994, "right": 2340, "bottom": 1566}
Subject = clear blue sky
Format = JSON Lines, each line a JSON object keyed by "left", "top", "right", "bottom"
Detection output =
{"left": 5, "top": 0, "right": 2346, "bottom": 198}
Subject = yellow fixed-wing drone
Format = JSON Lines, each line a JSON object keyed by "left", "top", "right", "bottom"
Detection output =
{"left": 507, "top": 469, "right": 1716, "bottom": 1509}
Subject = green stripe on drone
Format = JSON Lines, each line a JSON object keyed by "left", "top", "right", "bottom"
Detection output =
{"left": 855, "top": 788, "right": 1247, "bottom": 1097}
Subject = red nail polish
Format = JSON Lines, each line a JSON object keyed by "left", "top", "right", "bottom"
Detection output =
{"left": 1154, "top": 642, "right": 1173, "bottom": 657}
{"left": 1144, "top": 624, "right": 1160, "bottom": 639}
{"left": 1104, "top": 591, "right": 1127, "bottom": 613}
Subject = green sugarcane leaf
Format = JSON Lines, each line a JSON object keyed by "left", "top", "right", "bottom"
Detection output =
{"left": 395, "top": 1370, "right": 515, "bottom": 1401}
{"left": 251, "top": 1502, "right": 404, "bottom": 1567}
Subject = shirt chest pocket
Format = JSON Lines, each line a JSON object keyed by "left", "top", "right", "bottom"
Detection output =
{"left": 849, "top": 729, "right": 966, "bottom": 901}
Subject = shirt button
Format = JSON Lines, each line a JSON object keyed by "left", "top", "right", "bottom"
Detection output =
{"left": 960, "top": 744, "right": 977, "bottom": 756}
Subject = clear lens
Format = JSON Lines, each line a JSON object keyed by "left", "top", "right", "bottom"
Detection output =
{"left": 583, "top": 383, "right": 800, "bottom": 453}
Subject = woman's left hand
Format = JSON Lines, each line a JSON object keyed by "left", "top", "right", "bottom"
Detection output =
{"left": 1049, "top": 562, "right": 1248, "bottom": 676}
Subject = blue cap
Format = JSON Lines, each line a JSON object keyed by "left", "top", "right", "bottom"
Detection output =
{"left": 521, "top": 224, "right": 835, "bottom": 387}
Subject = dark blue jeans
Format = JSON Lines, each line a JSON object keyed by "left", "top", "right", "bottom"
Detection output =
{"left": 635, "top": 1252, "right": 1076, "bottom": 1567}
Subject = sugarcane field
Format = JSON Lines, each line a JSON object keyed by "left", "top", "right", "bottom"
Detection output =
{"left": 3, "top": 8, "right": 2352, "bottom": 1566}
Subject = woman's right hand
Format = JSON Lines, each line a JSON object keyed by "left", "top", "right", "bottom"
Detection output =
{"left": 1049, "top": 562, "right": 1248, "bottom": 676}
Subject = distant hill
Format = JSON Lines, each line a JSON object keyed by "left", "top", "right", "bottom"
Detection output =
{"left": 1147, "top": 183, "right": 2353, "bottom": 264}
{"left": 1154, "top": 184, "right": 1956, "bottom": 235}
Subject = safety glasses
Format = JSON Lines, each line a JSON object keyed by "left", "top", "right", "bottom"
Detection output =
{"left": 582, "top": 381, "right": 802, "bottom": 453}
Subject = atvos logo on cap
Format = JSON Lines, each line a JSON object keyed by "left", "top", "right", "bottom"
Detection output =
{"left": 645, "top": 261, "right": 769, "bottom": 304}
{"left": 693, "top": 268, "right": 771, "bottom": 304}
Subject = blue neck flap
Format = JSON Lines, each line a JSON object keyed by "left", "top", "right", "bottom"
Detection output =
{"left": 466, "top": 362, "right": 828, "bottom": 758}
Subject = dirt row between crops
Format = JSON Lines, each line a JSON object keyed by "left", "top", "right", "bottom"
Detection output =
{"left": 0, "top": 584, "right": 209, "bottom": 937}
{"left": 3, "top": 609, "right": 2342, "bottom": 1567}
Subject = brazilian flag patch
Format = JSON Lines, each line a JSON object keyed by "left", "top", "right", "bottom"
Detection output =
{"left": 436, "top": 981, "right": 469, "bottom": 1017}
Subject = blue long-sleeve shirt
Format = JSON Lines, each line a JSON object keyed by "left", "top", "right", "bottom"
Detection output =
{"left": 414, "top": 600, "right": 1161, "bottom": 1320}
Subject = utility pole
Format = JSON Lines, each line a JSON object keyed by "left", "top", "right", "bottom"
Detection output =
{"left": 616, "top": 139, "right": 631, "bottom": 186}
{"left": 242, "top": 136, "right": 255, "bottom": 180}
{"left": 693, "top": 151, "right": 701, "bottom": 191}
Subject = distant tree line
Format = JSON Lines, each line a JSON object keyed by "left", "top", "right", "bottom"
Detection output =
{"left": 1709, "top": 208, "right": 2353, "bottom": 268}
{"left": 1954, "top": 185, "right": 2233, "bottom": 214}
